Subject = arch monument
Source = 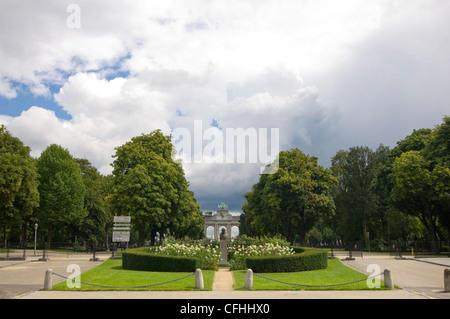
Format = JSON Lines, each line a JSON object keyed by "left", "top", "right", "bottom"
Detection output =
{"left": 203, "top": 202, "right": 240, "bottom": 239}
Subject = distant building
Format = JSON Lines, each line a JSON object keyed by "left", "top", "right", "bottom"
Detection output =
{"left": 203, "top": 202, "right": 240, "bottom": 239}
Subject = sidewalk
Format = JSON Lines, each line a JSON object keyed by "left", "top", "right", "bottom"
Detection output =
{"left": 212, "top": 268, "right": 234, "bottom": 291}
{"left": 0, "top": 254, "right": 104, "bottom": 299}
{"left": 18, "top": 289, "right": 425, "bottom": 299}
{"left": 340, "top": 253, "right": 450, "bottom": 299}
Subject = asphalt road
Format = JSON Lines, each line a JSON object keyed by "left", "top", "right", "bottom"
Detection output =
{"left": 0, "top": 254, "right": 104, "bottom": 299}
{"left": 340, "top": 252, "right": 450, "bottom": 299}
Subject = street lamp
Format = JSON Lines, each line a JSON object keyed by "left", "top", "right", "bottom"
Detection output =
{"left": 34, "top": 223, "right": 38, "bottom": 256}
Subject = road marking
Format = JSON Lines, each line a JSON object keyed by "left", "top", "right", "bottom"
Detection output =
{"left": 405, "top": 289, "right": 437, "bottom": 299}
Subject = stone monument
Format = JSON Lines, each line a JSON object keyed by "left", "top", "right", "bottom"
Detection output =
{"left": 203, "top": 202, "right": 240, "bottom": 240}
{"left": 218, "top": 228, "right": 230, "bottom": 267}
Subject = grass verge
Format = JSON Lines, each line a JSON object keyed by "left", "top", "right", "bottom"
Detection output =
{"left": 52, "top": 258, "right": 215, "bottom": 291}
{"left": 233, "top": 258, "right": 387, "bottom": 290}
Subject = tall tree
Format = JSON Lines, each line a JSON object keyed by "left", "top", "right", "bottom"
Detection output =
{"left": 36, "top": 144, "right": 86, "bottom": 243}
{"left": 242, "top": 148, "right": 337, "bottom": 244}
{"left": 331, "top": 146, "right": 381, "bottom": 248}
{"left": 424, "top": 116, "right": 450, "bottom": 239}
{"left": 0, "top": 125, "right": 39, "bottom": 247}
{"left": 390, "top": 151, "right": 440, "bottom": 252}
{"left": 109, "top": 130, "right": 202, "bottom": 245}
{"left": 75, "top": 158, "right": 113, "bottom": 244}
{"left": 390, "top": 116, "right": 450, "bottom": 252}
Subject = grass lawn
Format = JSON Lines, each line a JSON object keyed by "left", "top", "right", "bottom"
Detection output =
{"left": 233, "top": 258, "right": 387, "bottom": 290}
{"left": 52, "top": 258, "right": 215, "bottom": 291}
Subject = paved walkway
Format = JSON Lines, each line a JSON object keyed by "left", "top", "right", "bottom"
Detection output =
{"left": 212, "top": 268, "right": 234, "bottom": 291}
{"left": 18, "top": 289, "right": 425, "bottom": 299}
{"left": 340, "top": 253, "right": 450, "bottom": 299}
{"left": 1, "top": 252, "right": 449, "bottom": 299}
{"left": 0, "top": 254, "right": 104, "bottom": 299}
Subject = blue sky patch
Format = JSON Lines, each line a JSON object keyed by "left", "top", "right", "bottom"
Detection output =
{"left": 0, "top": 82, "right": 71, "bottom": 120}
{"left": 210, "top": 118, "right": 221, "bottom": 129}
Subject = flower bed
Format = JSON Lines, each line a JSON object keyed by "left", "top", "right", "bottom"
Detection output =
{"left": 154, "top": 242, "right": 220, "bottom": 270}
{"left": 228, "top": 242, "right": 295, "bottom": 270}
{"left": 123, "top": 236, "right": 326, "bottom": 273}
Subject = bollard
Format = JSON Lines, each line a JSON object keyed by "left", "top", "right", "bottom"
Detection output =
{"left": 444, "top": 269, "right": 450, "bottom": 292}
{"left": 383, "top": 269, "right": 394, "bottom": 289}
{"left": 195, "top": 269, "right": 204, "bottom": 290}
{"left": 44, "top": 269, "right": 53, "bottom": 290}
{"left": 244, "top": 269, "right": 253, "bottom": 289}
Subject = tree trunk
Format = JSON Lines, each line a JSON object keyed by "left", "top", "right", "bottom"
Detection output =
{"left": 3, "top": 226, "right": 7, "bottom": 249}
{"left": 47, "top": 223, "right": 53, "bottom": 246}
{"left": 150, "top": 229, "right": 157, "bottom": 246}
{"left": 21, "top": 222, "right": 27, "bottom": 246}
{"left": 362, "top": 214, "right": 369, "bottom": 251}
{"left": 425, "top": 206, "right": 439, "bottom": 254}
{"left": 105, "top": 225, "right": 109, "bottom": 251}
{"left": 138, "top": 229, "right": 145, "bottom": 247}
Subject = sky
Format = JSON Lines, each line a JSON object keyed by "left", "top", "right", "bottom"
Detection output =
{"left": 0, "top": 0, "right": 449, "bottom": 213}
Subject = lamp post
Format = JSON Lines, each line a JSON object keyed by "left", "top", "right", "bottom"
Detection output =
{"left": 34, "top": 223, "right": 38, "bottom": 256}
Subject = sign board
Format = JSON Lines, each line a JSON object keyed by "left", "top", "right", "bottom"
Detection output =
{"left": 113, "top": 215, "right": 131, "bottom": 243}
{"left": 113, "top": 231, "right": 130, "bottom": 242}
{"left": 114, "top": 216, "right": 131, "bottom": 223}
{"left": 113, "top": 226, "right": 130, "bottom": 231}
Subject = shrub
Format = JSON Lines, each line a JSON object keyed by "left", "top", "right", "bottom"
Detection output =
{"left": 245, "top": 247, "right": 327, "bottom": 273}
{"left": 122, "top": 247, "right": 202, "bottom": 272}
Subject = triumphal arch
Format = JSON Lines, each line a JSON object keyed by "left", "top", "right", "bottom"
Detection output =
{"left": 203, "top": 202, "right": 240, "bottom": 239}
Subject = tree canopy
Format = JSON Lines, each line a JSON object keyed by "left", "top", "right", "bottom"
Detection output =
{"left": 390, "top": 116, "right": 450, "bottom": 252}
{"left": 36, "top": 144, "right": 86, "bottom": 243}
{"left": 0, "top": 125, "right": 39, "bottom": 247}
{"left": 108, "top": 130, "right": 203, "bottom": 245}
{"left": 242, "top": 148, "right": 337, "bottom": 244}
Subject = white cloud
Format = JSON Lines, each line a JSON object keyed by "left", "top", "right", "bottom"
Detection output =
{"left": 0, "top": 80, "right": 17, "bottom": 99}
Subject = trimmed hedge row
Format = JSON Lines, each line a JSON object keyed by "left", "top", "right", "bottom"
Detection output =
{"left": 246, "top": 247, "right": 327, "bottom": 273}
{"left": 122, "top": 247, "right": 202, "bottom": 272}
{"left": 122, "top": 246, "right": 327, "bottom": 273}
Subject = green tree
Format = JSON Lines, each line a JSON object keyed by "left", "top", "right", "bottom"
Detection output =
{"left": 389, "top": 116, "right": 450, "bottom": 252}
{"left": 331, "top": 146, "right": 380, "bottom": 248}
{"left": 385, "top": 207, "right": 424, "bottom": 243}
{"left": 390, "top": 128, "right": 432, "bottom": 158}
{"left": 242, "top": 148, "right": 337, "bottom": 244}
{"left": 36, "top": 144, "right": 86, "bottom": 243}
{"left": 109, "top": 130, "right": 202, "bottom": 245}
{"left": 0, "top": 125, "right": 39, "bottom": 247}
{"left": 75, "top": 158, "right": 113, "bottom": 244}
{"left": 390, "top": 151, "right": 440, "bottom": 252}
{"left": 424, "top": 116, "right": 450, "bottom": 239}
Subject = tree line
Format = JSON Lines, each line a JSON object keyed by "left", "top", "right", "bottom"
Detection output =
{"left": 241, "top": 116, "right": 449, "bottom": 253}
{"left": 0, "top": 127, "right": 203, "bottom": 248}
{"left": 1, "top": 116, "right": 448, "bottom": 252}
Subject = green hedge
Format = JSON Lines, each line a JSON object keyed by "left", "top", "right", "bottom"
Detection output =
{"left": 245, "top": 247, "right": 327, "bottom": 273}
{"left": 122, "top": 247, "right": 202, "bottom": 272}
